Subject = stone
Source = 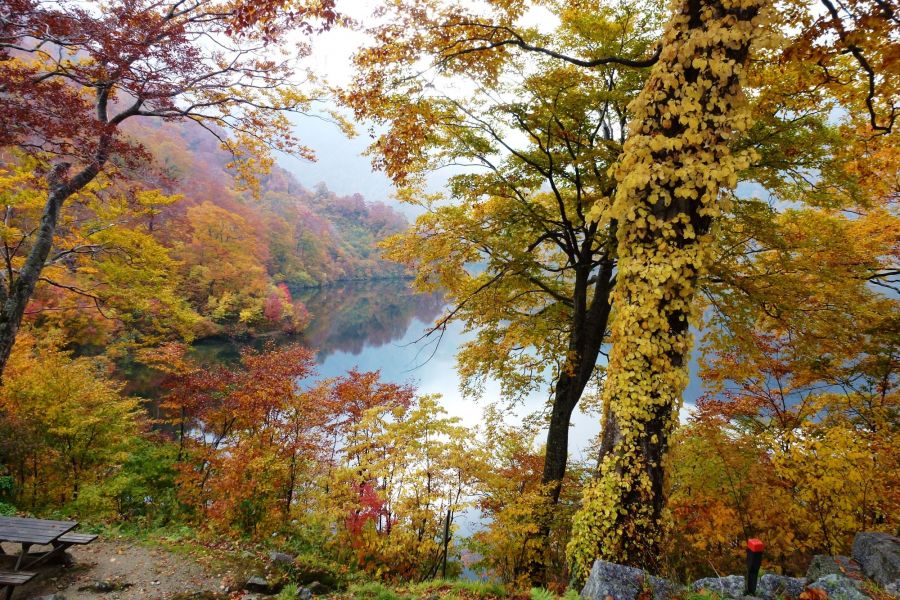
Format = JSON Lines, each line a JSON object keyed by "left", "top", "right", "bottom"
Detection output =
{"left": 806, "top": 555, "right": 864, "bottom": 583}
{"left": 885, "top": 582, "right": 899, "bottom": 598}
{"left": 269, "top": 550, "right": 296, "bottom": 566}
{"left": 808, "top": 574, "right": 869, "bottom": 600}
{"left": 78, "top": 579, "right": 132, "bottom": 593}
{"left": 297, "top": 587, "right": 313, "bottom": 600}
{"left": 691, "top": 575, "right": 746, "bottom": 598}
{"left": 306, "top": 581, "right": 332, "bottom": 596}
{"left": 757, "top": 574, "right": 805, "bottom": 599}
{"left": 581, "top": 559, "right": 684, "bottom": 600}
{"left": 852, "top": 532, "right": 900, "bottom": 589}
{"left": 243, "top": 575, "right": 270, "bottom": 593}
{"left": 691, "top": 574, "right": 803, "bottom": 599}
{"left": 32, "top": 595, "right": 66, "bottom": 600}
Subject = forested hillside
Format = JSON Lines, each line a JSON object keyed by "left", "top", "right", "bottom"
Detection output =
{"left": 17, "top": 117, "right": 408, "bottom": 350}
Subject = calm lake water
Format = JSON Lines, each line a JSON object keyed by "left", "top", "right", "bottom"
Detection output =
{"left": 129, "top": 278, "right": 604, "bottom": 460}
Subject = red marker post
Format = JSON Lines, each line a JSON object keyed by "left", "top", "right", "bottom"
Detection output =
{"left": 746, "top": 538, "right": 765, "bottom": 595}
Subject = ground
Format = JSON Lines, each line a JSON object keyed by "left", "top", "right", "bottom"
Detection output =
{"left": 1, "top": 536, "right": 527, "bottom": 600}
{"left": 1, "top": 539, "right": 235, "bottom": 599}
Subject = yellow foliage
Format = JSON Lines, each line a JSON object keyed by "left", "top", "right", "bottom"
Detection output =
{"left": 0, "top": 331, "right": 142, "bottom": 509}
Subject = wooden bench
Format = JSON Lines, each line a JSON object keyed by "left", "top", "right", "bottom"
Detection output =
{"left": 0, "top": 570, "right": 37, "bottom": 599}
{"left": 57, "top": 532, "right": 97, "bottom": 545}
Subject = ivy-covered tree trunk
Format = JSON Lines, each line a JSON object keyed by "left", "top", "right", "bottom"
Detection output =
{"left": 567, "top": 0, "right": 766, "bottom": 580}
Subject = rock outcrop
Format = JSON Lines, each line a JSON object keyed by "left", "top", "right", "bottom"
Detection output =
{"left": 581, "top": 560, "right": 683, "bottom": 600}
{"left": 807, "top": 574, "right": 869, "bottom": 600}
{"left": 690, "top": 574, "right": 804, "bottom": 599}
{"left": 852, "top": 532, "right": 900, "bottom": 593}
{"left": 806, "top": 555, "right": 863, "bottom": 583}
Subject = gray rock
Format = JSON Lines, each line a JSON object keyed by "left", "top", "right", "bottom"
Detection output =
{"left": 269, "top": 550, "right": 296, "bottom": 565}
{"left": 243, "top": 575, "right": 270, "bottom": 593}
{"left": 758, "top": 574, "right": 805, "bottom": 599}
{"left": 808, "top": 574, "right": 869, "bottom": 600}
{"left": 581, "top": 559, "right": 684, "bottom": 600}
{"left": 32, "top": 595, "right": 67, "bottom": 600}
{"left": 306, "top": 581, "right": 331, "bottom": 596}
{"left": 692, "top": 574, "right": 804, "bottom": 599}
{"left": 853, "top": 532, "right": 900, "bottom": 589}
{"left": 806, "top": 555, "right": 864, "bottom": 583}
{"left": 77, "top": 579, "right": 132, "bottom": 593}
{"left": 691, "top": 575, "right": 746, "bottom": 598}
{"left": 297, "top": 587, "right": 313, "bottom": 600}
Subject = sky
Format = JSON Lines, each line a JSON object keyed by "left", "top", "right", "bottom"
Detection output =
{"left": 273, "top": 1, "right": 401, "bottom": 207}
{"left": 275, "top": 0, "right": 562, "bottom": 215}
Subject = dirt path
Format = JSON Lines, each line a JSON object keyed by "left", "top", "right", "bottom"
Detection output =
{"left": 3, "top": 540, "right": 237, "bottom": 599}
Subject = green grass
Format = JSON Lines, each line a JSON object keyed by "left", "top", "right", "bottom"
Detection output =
{"left": 341, "top": 578, "right": 512, "bottom": 600}
{"left": 348, "top": 581, "right": 413, "bottom": 600}
{"left": 278, "top": 583, "right": 300, "bottom": 600}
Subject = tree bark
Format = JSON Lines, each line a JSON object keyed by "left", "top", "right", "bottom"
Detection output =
{"left": 0, "top": 151, "right": 107, "bottom": 379}
{"left": 542, "top": 257, "right": 615, "bottom": 501}
{"left": 525, "top": 258, "right": 614, "bottom": 585}
{"left": 0, "top": 166, "right": 69, "bottom": 375}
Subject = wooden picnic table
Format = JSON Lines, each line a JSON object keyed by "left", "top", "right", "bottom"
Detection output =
{"left": 0, "top": 516, "right": 80, "bottom": 599}
{"left": 0, "top": 516, "right": 78, "bottom": 566}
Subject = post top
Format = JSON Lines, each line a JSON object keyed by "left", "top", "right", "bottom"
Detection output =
{"left": 747, "top": 538, "right": 765, "bottom": 552}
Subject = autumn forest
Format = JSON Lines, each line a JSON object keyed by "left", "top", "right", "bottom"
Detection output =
{"left": 0, "top": 0, "right": 897, "bottom": 599}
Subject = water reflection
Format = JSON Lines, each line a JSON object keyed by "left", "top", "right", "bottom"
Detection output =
{"left": 126, "top": 279, "right": 446, "bottom": 397}
{"left": 127, "top": 278, "right": 609, "bottom": 471}
{"left": 296, "top": 279, "right": 446, "bottom": 360}
{"left": 126, "top": 278, "right": 702, "bottom": 468}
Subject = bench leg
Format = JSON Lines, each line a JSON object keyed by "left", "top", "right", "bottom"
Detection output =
{"left": 3, "top": 584, "right": 11, "bottom": 600}
{"left": 21, "top": 541, "right": 71, "bottom": 571}
{"left": 13, "top": 544, "right": 30, "bottom": 571}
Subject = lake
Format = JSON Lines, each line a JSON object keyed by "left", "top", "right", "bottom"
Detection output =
{"left": 130, "top": 278, "right": 605, "bottom": 462}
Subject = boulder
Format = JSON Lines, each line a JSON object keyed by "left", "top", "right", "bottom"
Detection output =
{"left": 806, "top": 555, "right": 864, "bottom": 583}
{"left": 757, "top": 574, "right": 805, "bottom": 599}
{"left": 581, "top": 559, "right": 683, "bottom": 600}
{"left": 297, "top": 587, "right": 313, "bottom": 600}
{"left": 691, "top": 575, "right": 746, "bottom": 598}
{"left": 852, "top": 532, "right": 900, "bottom": 589}
{"left": 269, "top": 550, "right": 296, "bottom": 566}
{"left": 692, "top": 574, "right": 804, "bottom": 599}
{"left": 307, "top": 581, "right": 332, "bottom": 596}
{"left": 243, "top": 575, "right": 271, "bottom": 593}
{"left": 808, "top": 574, "right": 869, "bottom": 600}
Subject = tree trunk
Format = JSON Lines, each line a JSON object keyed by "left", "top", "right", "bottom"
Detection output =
{"left": 542, "top": 258, "right": 615, "bottom": 501}
{"left": 525, "top": 259, "right": 614, "bottom": 585}
{"left": 0, "top": 154, "right": 105, "bottom": 379}
{"left": 0, "top": 168, "right": 69, "bottom": 376}
{"left": 567, "top": 0, "right": 765, "bottom": 581}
